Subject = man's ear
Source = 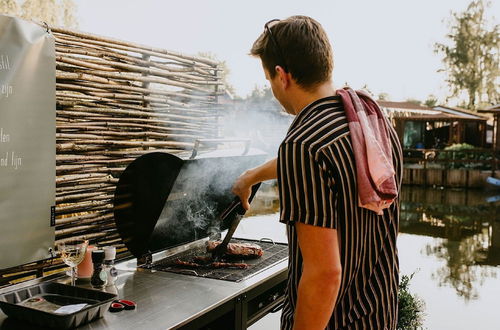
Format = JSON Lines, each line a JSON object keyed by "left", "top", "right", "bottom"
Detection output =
{"left": 275, "top": 65, "right": 290, "bottom": 89}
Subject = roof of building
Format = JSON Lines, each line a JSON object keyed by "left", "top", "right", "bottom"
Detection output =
{"left": 377, "top": 100, "right": 433, "bottom": 111}
{"left": 378, "top": 100, "right": 486, "bottom": 122}
{"left": 478, "top": 104, "right": 500, "bottom": 114}
{"left": 434, "top": 105, "right": 487, "bottom": 120}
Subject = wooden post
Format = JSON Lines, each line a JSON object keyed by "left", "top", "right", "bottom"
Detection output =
{"left": 494, "top": 114, "right": 499, "bottom": 177}
{"left": 141, "top": 54, "right": 151, "bottom": 151}
{"left": 492, "top": 149, "right": 497, "bottom": 177}
{"left": 423, "top": 154, "right": 427, "bottom": 186}
{"left": 448, "top": 120, "right": 453, "bottom": 144}
{"left": 214, "top": 67, "right": 220, "bottom": 138}
{"left": 481, "top": 122, "right": 486, "bottom": 147}
{"left": 395, "top": 119, "right": 405, "bottom": 147}
{"left": 495, "top": 114, "right": 500, "bottom": 150}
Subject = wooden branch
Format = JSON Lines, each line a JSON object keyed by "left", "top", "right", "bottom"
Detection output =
{"left": 55, "top": 45, "right": 215, "bottom": 76}
{"left": 56, "top": 200, "right": 113, "bottom": 214}
{"left": 86, "top": 149, "right": 182, "bottom": 157}
{"left": 56, "top": 55, "right": 119, "bottom": 72}
{"left": 56, "top": 54, "right": 218, "bottom": 83}
{"left": 57, "top": 122, "right": 206, "bottom": 137}
{"left": 56, "top": 105, "right": 214, "bottom": 123}
{"left": 56, "top": 189, "right": 114, "bottom": 198}
{"left": 57, "top": 143, "right": 104, "bottom": 152}
{"left": 56, "top": 82, "right": 212, "bottom": 102}
{"left": 56, "top": 191, "right": 109, "bottom": 203}
{"left": 57, "top": 130, "right": 200, "bottom": 141}
{"left": 62, "top": 69, "right": 212, "bottom": 92}
{"left": 55, "top": 109, "right": 209, "bottom": 128}
{"left": 55, "top": 232, "right": 109, "bottom": 245}
{"left": 56, "top": 213, "right": 113, "bottom": 227}
{"left": 56, "top": 71, "right": 119, "bottom": 85}
{"left": 50, "top": 27, "right": 219, "bottom": 67}
{"left": 56, "top": 173, "right": 110, "bottom": 185}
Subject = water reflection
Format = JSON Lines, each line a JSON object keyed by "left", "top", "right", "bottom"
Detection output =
{"left": 246, "top": 183, "right": 281, "bottom": 217}
{"left": 401, "top": 186, "right": 500, "bottom": 301}
{"left": 248, "top": 183, "right": 500, "bottom": 302}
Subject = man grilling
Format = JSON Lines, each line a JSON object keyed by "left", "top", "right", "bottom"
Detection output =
{"left": 232, "top": 16, "right": 403, "bottom": 330}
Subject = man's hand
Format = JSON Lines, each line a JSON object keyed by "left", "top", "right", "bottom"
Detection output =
{"left": 232, "top": 171, "right": 254, "bottom": 210}
{"left": 293, "top": 222, "right": 342, "bottom": 330}
{"left": 231, "top": 157, "right": 278, "bottom": 210}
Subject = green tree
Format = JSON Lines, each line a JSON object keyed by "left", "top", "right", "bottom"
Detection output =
{"left": 424, "top": 94, "right": 439, "bottom": 107}
{"left": 406, "top": 98, "right": 422, "bottom": 106}
{"left": 245, "top": 85, "right": 280, "bottom": 112}
{"left": 0, "top": 0, "right": 78, "bottom": 28}
{"left": 378, "top": 92, "right": 390, "bottom": 101}
{"left": 247, "top": 85, "right": 273, "bottom": 100}
{"left": 0, "top": 0, "right": 20, "bottom": 15}
{"left": 434, "top": 0, "right": 499, "bottom": 110}
{"left": 360, "top": 83, "right": 374, "bottom": 97}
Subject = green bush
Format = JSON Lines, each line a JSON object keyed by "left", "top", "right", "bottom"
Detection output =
{"left": 437, "top": 143, "right": 492, "bottom": 169}
{"left": 398, "top": 273, "right": 425, "bottom": 330}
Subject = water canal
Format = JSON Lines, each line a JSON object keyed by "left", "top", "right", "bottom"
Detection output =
{"left": 238, "top": 184, "right": 500, "bottom": 329}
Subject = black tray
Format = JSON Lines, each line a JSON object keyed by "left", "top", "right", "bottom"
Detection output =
{"left": 0, "top": 282, "right": 116, "bottom": 329}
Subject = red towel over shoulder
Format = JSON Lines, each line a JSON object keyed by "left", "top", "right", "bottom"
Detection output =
{"left": 336, "top": 87, "right": 397, "bottom": 215}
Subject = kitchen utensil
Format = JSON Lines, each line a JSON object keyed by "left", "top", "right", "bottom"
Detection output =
{"left": 212, "top": 183, "right": 261, "bottom": 261}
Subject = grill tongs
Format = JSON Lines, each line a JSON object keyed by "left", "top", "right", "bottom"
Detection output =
{"left": 211, "top": 183, "right": 261, "bottom": 261}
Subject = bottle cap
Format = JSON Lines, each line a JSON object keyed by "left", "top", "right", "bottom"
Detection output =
{"left": 103, "top": 246, "right": 116, "bottom": 260}
{"left": 91, "top": 249, "right": 105, "bottom": 264}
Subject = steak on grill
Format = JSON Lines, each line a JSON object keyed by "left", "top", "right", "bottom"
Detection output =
{"left": 173, "top": 258, "right": 249, "bottom": 269}
{"left": 207, "top": 241, "right": 264, "bottom": 258}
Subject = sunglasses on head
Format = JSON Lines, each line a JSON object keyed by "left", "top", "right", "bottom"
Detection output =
{"left": 264, "top": 19, "right": 289, "bottom": 72}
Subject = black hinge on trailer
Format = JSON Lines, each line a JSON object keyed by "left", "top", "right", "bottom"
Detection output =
{"left": 50, "top": 206, "right": 56, "bottom": 227}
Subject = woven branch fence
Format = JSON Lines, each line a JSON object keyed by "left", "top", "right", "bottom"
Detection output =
{"left": 0, "top": 26, "right": 224, "bottom": 286}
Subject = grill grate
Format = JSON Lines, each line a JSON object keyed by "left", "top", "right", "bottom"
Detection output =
{"left": 142, "top": 239, "right": 288, "bottom": 282}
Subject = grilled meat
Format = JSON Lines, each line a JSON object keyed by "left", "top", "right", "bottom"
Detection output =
{"left": 173, "top": 259, "right": 200, "bottom": 268}
{"left": 193, "top": 256, "right": 213, "bottom": 264}
{"left": 207, "top": 241, "right": 264, "bottom": 258}
{"left": 211, "top": 262, "right": 248, "bottom": 269}
{"left": 173, "top": 258, "right": 248, "bottom": 269}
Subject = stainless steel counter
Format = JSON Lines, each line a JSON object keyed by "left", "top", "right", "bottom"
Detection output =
{"left": 0, "top": 256, "right": 287, "bottom": 330}
{"left": 0, "top": 215, "right": 289, "bottom": 330}
{"left": 0, "top": 216, "right": 287, "bottom": 330}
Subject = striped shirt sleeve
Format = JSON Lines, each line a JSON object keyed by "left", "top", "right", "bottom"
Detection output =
{"left": 278, "top": 142, "right": 337, "bottom": 229}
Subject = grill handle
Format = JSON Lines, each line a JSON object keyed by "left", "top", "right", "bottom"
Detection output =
{"left": 189, "top": 138, "right": 251, "bottom": 159}
{"left": 270, "top": 300, "right": 285, "bottom": 313}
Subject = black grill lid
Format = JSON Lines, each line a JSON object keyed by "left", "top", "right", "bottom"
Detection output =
{"left": 113, "top": 150, "right": 266, "bottom": 258}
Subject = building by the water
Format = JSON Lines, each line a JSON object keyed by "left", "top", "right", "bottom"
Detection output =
{"left": 379, "top": 101, "right": 489, "bottom": 149}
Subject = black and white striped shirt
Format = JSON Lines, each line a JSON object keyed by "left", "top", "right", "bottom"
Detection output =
{"left": 277, "top": 95, "right": 402, "bottom": 330}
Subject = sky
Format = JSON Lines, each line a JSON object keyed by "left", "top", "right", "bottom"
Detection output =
{"left": 74, "top": 0, "right": 499, "bottom": 103}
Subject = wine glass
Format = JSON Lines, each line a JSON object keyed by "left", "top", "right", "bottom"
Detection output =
{"left": 57, "top": 239, "right": 88, "bottom": 286}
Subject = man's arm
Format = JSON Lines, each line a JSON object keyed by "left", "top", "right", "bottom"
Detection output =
{"left": 232, "top": 157, "right": 277, "bottom": 210}
{"left": 293, "top": 222, "right": 342, "bottom": 330}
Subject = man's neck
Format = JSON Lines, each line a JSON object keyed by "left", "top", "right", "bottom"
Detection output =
{"left": 289, "top": 82, "right": 336, "bottom": 115}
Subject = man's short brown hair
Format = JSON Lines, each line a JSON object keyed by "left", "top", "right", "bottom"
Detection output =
{"left": 250, "top": 16, "right": 333, "bottom": 90}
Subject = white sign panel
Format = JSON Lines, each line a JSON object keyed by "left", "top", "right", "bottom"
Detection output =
{"left": 0, "top": 15, "right": 55, "bottom": 269}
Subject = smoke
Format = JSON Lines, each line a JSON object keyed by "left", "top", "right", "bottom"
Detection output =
{"left": 220, "top": 86, "right": 293, "bottom": 155}
{"left": 144, "top": 84, "right": 291, "bottom": 251}
{"left": 148, "top": 150, "right": 267, "bottom": 250}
